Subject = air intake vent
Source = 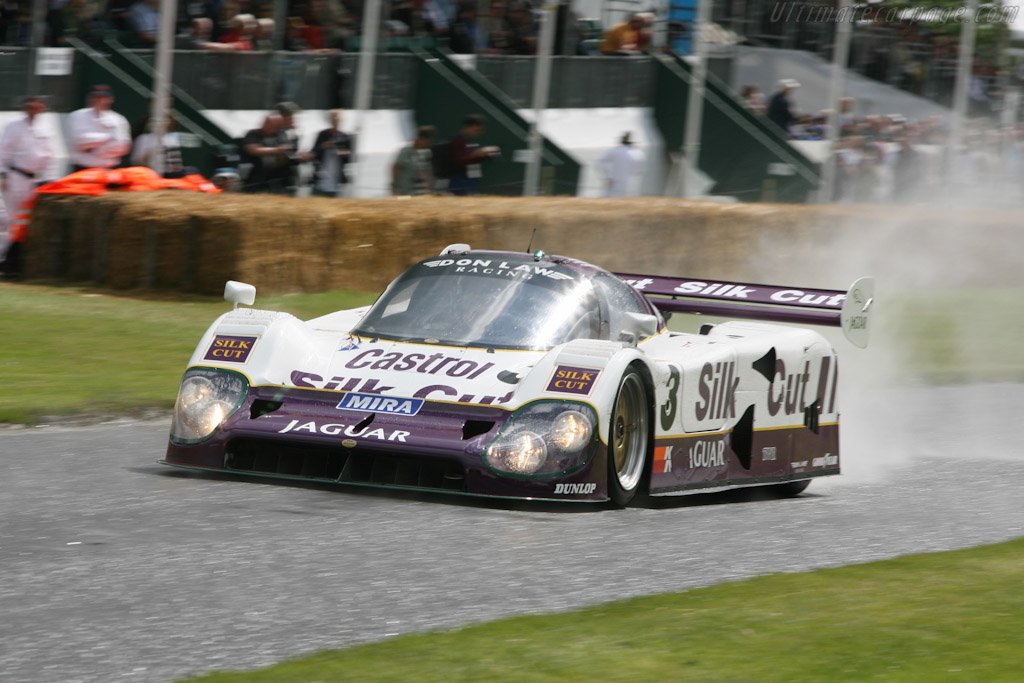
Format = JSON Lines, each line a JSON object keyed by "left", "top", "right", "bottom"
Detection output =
{"left": 462, "top": 420, "right": 495, "bottom": 440}
{"left": 250, "top": 400, "right": 282, "bottom": 419}
{"left": 225, "top": 439, "right": 465, "bottom": 492}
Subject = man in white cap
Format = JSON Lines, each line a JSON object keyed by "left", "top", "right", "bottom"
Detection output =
{"left": 767, "top": 78, "right": 800, "bottom": 136}
{"left": 598, "top": 131, "right": 645, "bottom": 197}
{"left": 68, "top": 84, "right": 132, "bottom": 172}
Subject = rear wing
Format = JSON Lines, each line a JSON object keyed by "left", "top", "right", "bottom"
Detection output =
{"left": 615, "top": 273, "right": 874, "bottom": 348}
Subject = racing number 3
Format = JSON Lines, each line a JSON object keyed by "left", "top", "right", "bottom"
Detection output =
{"left": 660, "top": 366, "right": 681, "bottom": 431}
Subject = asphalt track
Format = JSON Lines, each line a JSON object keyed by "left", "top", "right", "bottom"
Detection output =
{"left": 1, "top": 384, "right": 1023, "bottom": 683}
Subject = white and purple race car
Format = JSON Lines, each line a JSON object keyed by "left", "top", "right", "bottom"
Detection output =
{"left": 163, "top": 245, "right": 873, "bottom": 505}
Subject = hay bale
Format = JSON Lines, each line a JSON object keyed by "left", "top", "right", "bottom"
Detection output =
{"left": 22, "top": 192, "right": 1024, "bottom": 294}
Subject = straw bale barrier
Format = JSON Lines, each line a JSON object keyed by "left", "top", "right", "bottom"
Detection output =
{"left": 22, "top": 191, "right": 1022, "bottom": 295}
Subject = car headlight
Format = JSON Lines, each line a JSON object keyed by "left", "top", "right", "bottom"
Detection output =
{"left": 485, "top": 403, "right": 597, "bottom": 477}
{"left": 549, "top": 411, "right": 592, "bottom": 451}
{"left": 171, "top": 368, "right": 248, "bottom": 442}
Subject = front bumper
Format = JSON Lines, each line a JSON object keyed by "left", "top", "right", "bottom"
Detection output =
{"left": 163, "top": 385, "right": 609, "bottom": 502}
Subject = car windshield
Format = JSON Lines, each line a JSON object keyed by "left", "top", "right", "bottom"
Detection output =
{"left": 351, "top": 256, "right": 599, "bottom": 350}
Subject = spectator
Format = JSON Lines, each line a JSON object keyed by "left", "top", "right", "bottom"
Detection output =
{"left": 392, "top": 0, "right": 448, "bottom": 38}
{"left": 483, "top": 0, "right": 511, "bottom": 54}
{"left": 254, "top": 17, "right": 274, "bottom": 50}
{"left": 106, "top": 0, "right": 135, "bottom": 32}
{"left": 181, "top": 0, "right": 217, "bottom": 27}
{"left": 0, "top": 96, "right": 54, "bottom": 275}
{"left": 253, "top": 0, "right": 274, "bottom": 19}
{"left": 597, "top": 131, "right": 645, "bottom": 197}
{"left": 49, "top": 0, "right": 101, "bottom": 47}
{"left": 739, "top": 85, "right": 765, "bottom": 115}
{"left": 392, "top": 125, "right": 435, "bottom": 196}
{"left": 222, "top": 13, "right": 257, "bottom": 50}
{"left": 504, "top": 1, "right": 536, "bottom": 54}
{"left": 599, "top": 13, "right": 647, "bottom": 55}
{"left": 311, "top": 109, "right": 354, "bottom": 197}
{"left": 129, "top": 0, "right": 160, "bottom": 46}
{"left": 212, "top": 0, "right": 240, "bottom": 40}
{"left": 176, "top": 17, "right": 237, "bottom": 51}
{"left": 284, "top": 16, "right": 310, "bottom": 50}
{"left": 838, "top": 96, "right": 856, "bottom": 133}
{"left": 553, "top": 0, "right": 582, "bottom": 56}
{"left": 303, "top": 0, "right": 349, "bottom": 50}
{"left": 131, "top": 115, "right": 185, "bottom": 178}
{"left": 68, "top": 84, "right": 132, "bottom": 172}
{"left": 449, "top": 2, "right": 479, "bottom": 54}
{"left": 276, "top": 101, "right": 314, "bottom": 194}
{"left": 767, "top": 78, "right": 800, "bottom": 136}
{"left": 240, "top": 114, "right": 291, "bottom": 193}
{"left": 446, "top": 114, "right": 499, "bottom": 196}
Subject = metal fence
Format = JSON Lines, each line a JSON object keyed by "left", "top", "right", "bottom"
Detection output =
{"left": 1, "top": 48, "right": 667, "bottom": 112}
{"left": 0, "top": 48, "right": 78, "bottom": 111}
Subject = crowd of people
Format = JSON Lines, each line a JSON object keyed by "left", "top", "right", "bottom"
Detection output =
{"left": 0, "top": 0, "right": 675, "bottom": 58}
{"left": 231, "top": 106, "right": 502, "bottom": 196}
{"left": 743, "top": 76, "right": 1020, "bottom": 204}
{"left": 0, "top": 0, "right": 650, "bottom": 56}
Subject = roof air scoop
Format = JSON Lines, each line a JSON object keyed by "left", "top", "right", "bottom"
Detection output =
{"left": 440, "top": 243, "right": 472, "bottom": 255}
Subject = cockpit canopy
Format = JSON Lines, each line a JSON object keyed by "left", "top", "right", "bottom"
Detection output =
{"left": 351, "top": 253, "right": 656, "bottom": 351}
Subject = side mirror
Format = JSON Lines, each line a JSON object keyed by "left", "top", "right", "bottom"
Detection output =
{"left": 224, "top": 280, "right": 256, "bottom": 309}
{"left": 619, "top": 312, "right": 659, "bottom": 345}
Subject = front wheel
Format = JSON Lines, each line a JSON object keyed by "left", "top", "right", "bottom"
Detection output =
{"left": 607, "top": 369, "right": 650, "bottom": 507}
{"left": 775, "top": 479, "right": 811, "bottom": 497}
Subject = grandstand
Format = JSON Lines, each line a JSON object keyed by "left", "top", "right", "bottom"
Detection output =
{"left": 1, "top": 0, "right": 1016, "bottom": 201}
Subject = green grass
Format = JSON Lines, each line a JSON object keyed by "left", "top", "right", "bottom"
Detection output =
{"left": 181, "top": 537, "right": 1024, "bottom": 682}
{"left": 884, "top": 289, "right": 1024, "bottom": 383}
{"left": 0, "top": 282, "right": 377, "bottom": 424}
{"left": 4, "top": 282, "right": 1023, "bottom": 681}
{"left": 2, "top": 283, "right": 1024, "bottom": 424}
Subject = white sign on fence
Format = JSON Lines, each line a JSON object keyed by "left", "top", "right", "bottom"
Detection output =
{"left": 36, "top": 48, "right": 74, "bottom": 76}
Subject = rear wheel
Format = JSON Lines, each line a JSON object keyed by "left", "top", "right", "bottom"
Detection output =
{"left": 607, "top": 369, "right": 650, "bottom": 507}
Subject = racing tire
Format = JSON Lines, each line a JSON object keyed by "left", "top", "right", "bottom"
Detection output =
{"left": 607, "top": 368, "right": 651, "bottom": 507}
{"left": 775, "top": 479, "right": 811, "bottom": 497}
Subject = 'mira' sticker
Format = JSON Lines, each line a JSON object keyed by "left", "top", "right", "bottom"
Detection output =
{"left": 204, "top": 335, "right": 259, "bottom": 363}
{"left": 337, "top": 392, "right": 424, "bottom": 416}
{"left": 546, "top": 365, "right": 600, "bottom": 396}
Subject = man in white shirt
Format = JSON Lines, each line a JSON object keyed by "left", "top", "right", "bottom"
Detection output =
{"left": 598, "top": 132, "right": 645, "bottom": 198}
{"left": 131, "top": 116, "right": 185, "bottom": 177}
{"left": 68, "top": 84, "right": 132, "bottom": 172}
{"left": 0, "top": 96, "right": 54, "bottom": 266}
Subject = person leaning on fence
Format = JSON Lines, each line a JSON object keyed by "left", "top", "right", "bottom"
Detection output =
{"left": 68, "top": 84, "right": 132, "bottom": 173}
{"left": 392, "top": 125, "right": 435, "bottom": 196}
{"left": 0, "top": 96, "right": 54, "bottom": 276}
{"left": 599, "top": 13, "right": 648, "bottom": 55}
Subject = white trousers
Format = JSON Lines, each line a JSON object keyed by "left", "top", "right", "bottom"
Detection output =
{"left": 1, "top": 172, "right": 35, "bottom": 257}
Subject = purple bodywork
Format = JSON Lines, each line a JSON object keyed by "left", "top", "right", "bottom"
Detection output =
{"left": 164, "top": 384, "right": 610, "bottom": 501}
